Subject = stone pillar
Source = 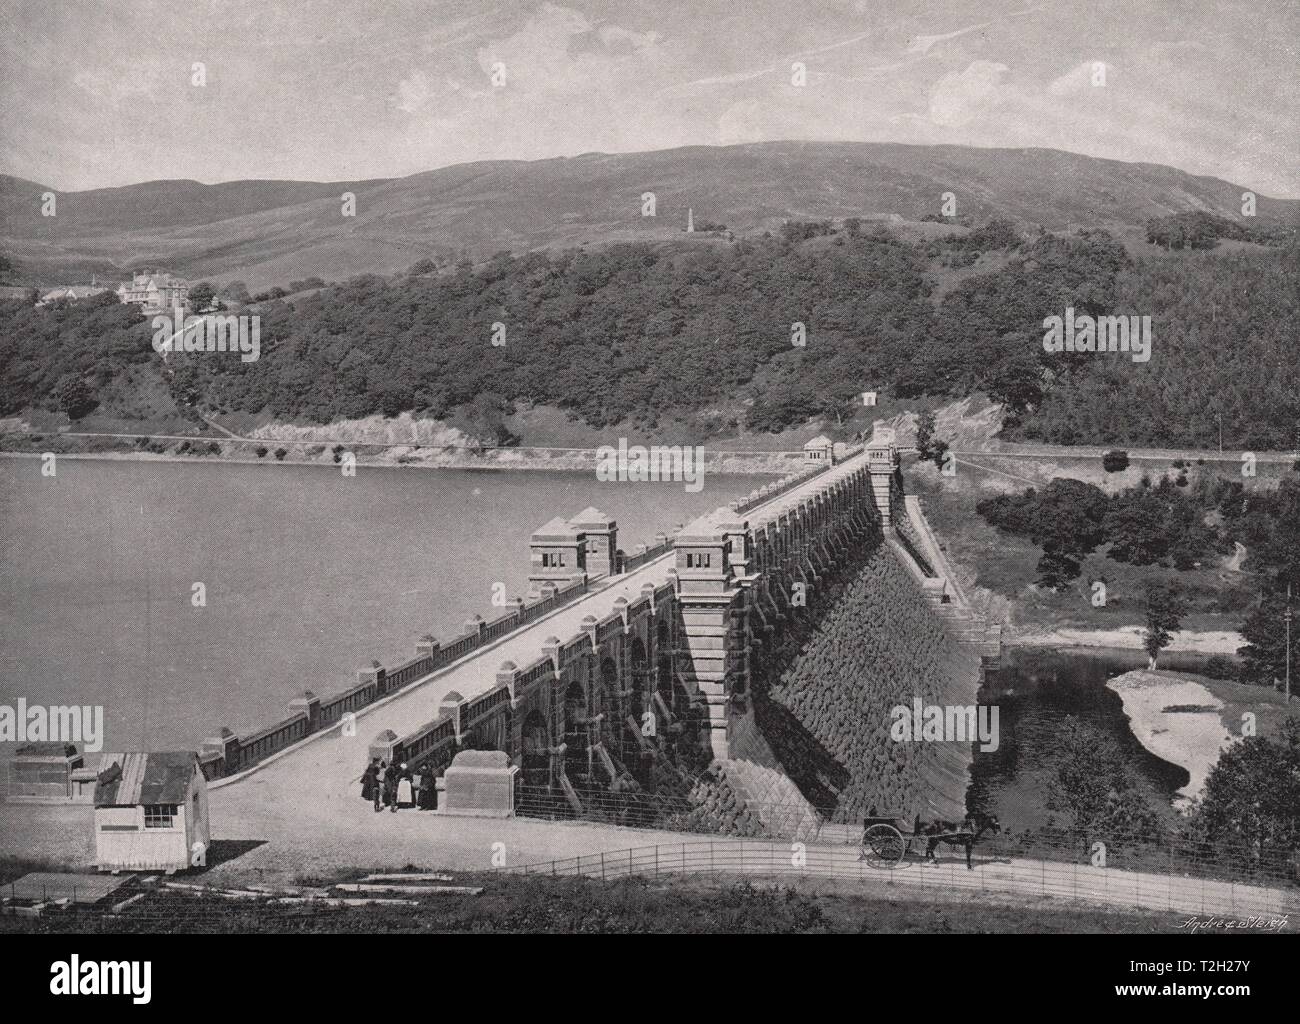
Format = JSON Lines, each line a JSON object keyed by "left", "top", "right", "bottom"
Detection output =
{"left": 201, "top": 728, "right": 239, "bottom": 777}
{"left": 415, "top": 634, "right": 441, "bottom": 666}
{"left": 288, "top": 690, "right": 320, "bottom": 733}
{"left": 369, "top": 729, "right": 400, "bottom": 765}
{"left": 440, "top": 692, "right": 465, "bottom": 743}
{"left": 358, "top": 662, "right": 386, "bottom": 698}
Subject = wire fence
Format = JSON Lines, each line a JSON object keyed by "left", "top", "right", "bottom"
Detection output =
{"left": 500, "top": 839, "right": 1300, "bottom": 921}
{"left": 513, "top": 784, "right": 1300, "bottom": 906}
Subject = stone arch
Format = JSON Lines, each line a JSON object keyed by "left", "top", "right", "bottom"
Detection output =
{"left": 563, "top": 680, "right": 589, "bottom": 781}
{"left": 521, "top": 709, "right": 550, "bottom": 789}
{"left": 623, "top": 638, "right": 650, "bottom": 772}
{"left": 656, "top": 655, "right": 674, "bottom": 708}
{"left": 595, "top": 654, "right": 621, "bottom": 758}
{"left": 628, "top": 637, "right": 649, "bottom": 718}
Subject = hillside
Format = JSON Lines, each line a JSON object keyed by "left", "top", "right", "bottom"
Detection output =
{"left": 4, "top": 224, "right": 1297, "bottom": 454}
{"left": 4, "top": 141, "right": 1297, "bottom": 290}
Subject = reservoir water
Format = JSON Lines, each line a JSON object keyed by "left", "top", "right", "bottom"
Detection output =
{"left": 972, "top": 647, "right": 1196, "bottom": 832}
{"left": 0, "top": 458, "right": 768, "bottom": 751}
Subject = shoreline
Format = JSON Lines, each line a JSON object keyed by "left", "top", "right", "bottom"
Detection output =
{"left": 1007, "top": 626, "right": 1242, "bottom": 657}
{"left": 1105, "top": 669, "right": 1237, "bottom": 809}
{"left": 0, "top": 445, "right": 799, "bottom": 476}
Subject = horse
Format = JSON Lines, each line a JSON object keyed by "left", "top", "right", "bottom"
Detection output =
{"left": 921, "top": 813, "right": 1001, "bottom": 870}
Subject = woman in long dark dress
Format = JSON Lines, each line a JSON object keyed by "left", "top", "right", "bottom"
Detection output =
{"left": 418, "top": 768, "right": 437, "bottom": 809}
{"left": 361, "top": 759, "right": 379, "bottom": 803}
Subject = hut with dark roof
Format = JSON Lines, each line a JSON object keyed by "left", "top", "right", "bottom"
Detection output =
{"left": 93, "top": 751, "right": 209, "bottom": 873}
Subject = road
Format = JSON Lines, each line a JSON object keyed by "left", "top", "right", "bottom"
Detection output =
{"left": 504, "top": 838, "right": 1300, "bottom": 921}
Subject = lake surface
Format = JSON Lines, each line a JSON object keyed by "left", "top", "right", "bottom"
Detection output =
{"left": 970, "top": 647, "right": 1198, "bottom": 831}
{"left": 0, "top": 458, "right": 768, "bottom": 751}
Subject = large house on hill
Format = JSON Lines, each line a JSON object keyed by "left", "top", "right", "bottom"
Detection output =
{"left": 116, "top": 271, "right": 189, "bottom": 313}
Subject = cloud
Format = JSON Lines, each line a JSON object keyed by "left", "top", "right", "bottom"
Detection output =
{"left": 907, "top": 22, "right": 991, "bottom": 55}
{"left": 395, "top": 70, "right": 433, "bottom": 113}
{"left": 905, "top": 6, "right": 1047, "bottom": 55}
{"left": 927, "top": 61, "right": 1010, "bottom": 126}
{"left": 1048, "top": 61, "right": 1105, "bottom": 96}
{"left": 597, "top": 25, "right": 661, "bottom": 54}
{"left": 475, "top": 2, "right": 594, "bottom": 89}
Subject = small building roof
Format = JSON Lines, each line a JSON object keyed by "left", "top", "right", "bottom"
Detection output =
{"left": 676, "top": 511, "right": 726, "bottom": 542}
{"left": 804, "top": 435, "right": 832, "bottom": 449}
{"left": 710, "top": 508, "right": 746, "bottom": 532}
{"left": 531, "top": 516, "right": 581, "bottom": 540}
{"left": 94, "top": 751, "right": 198, "bottom": 807}
{"left": 569, "top": 506, "right": 614, "bottom": 527}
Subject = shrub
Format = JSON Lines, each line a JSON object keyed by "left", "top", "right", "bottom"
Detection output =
{"left": 1102, "top": 450, "right": 1130, "bottom": 472}
{"left": 274, "top": 447, "right": 287, "bottom": 461}
{"left": 1201, "top": 655, "right": 1239, "bottom": 681}
{"left": 255, "top": 446, "right": 268, "bottom": 458}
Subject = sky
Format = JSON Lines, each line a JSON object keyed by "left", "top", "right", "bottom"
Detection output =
{"left": 1, "top": 0, "right": 1296, "bottom": 196}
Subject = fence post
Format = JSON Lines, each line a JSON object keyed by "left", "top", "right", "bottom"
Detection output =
{"left": 654, "top": 846, "right": 659, "bottom": 878}
{"left": 710, "top": 841, "right": 715, "bottom": 878}
{"left": 629, "top": 848, "right": 633, "bottom": 876}
{"left": 601, "top": 851, "right": 605, "bottom": 881}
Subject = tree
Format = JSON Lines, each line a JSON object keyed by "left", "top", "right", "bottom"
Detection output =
{"left": 1047, "top": 716, "right": 1159, "bottom": 851}
{"left": 188, "top": 281, "right": 217, "bottom": 311}
{"left": 1105, "top": 490, "right": 1170, "bottom": 564}
{"left": 1194, "top": 719, "right": 1300, "bottom": 873}
{"left": 914, "top": 410, "right": 949, "bottom": 466}
{"left": 1236, "top": 480, "right": 1300, "bottom": 686}
{"left": 1102, "top": 449, "right": 1129, "bottom": 472}
{"left": 1142, "top": 580, "right": 1187, "bottom": 669}
{"left": 978, "top": 479, "right": 1108, "bottom": 588}
{"left": 218, "top": 280, "right": 251, "bottom": 304}
{"left": 56, "top": 376, "right": 96, "bottom": 420}
{"left": 0, "top": 252, "right": 12, "bottom": 281}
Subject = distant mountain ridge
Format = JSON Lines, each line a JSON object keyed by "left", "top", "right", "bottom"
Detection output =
{"left": 3, "top": 141, "right": 1296, "bottom": 290}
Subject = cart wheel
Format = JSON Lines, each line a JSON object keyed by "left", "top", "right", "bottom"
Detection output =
{"left": 861, "top": 823, "right": 906, "bottom": 867}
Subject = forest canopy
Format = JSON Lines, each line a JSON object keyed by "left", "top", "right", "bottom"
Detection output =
{"left": 2, "top": 225, "right": 1296, "bottom": 450}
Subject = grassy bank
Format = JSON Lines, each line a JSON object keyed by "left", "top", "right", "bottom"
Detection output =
{"left": 0, "top": 864, "right": 1187, "bottom": 934}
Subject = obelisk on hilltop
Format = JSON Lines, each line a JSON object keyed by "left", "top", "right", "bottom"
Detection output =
{"left": 686, "top": 207, "right": 694, "bottom": 233}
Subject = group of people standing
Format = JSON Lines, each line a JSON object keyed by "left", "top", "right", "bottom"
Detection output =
{"left": 360, "top": 758, "right": 437, "bottom": 812}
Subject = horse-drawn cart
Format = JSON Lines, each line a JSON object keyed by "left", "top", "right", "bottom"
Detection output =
{"left": 858, "top": 811, "right": 1000, "bottom": 869}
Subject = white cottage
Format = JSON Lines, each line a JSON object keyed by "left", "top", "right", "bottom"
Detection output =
{"left": 93, "top": 751, "right": 209, "bottom": 873}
